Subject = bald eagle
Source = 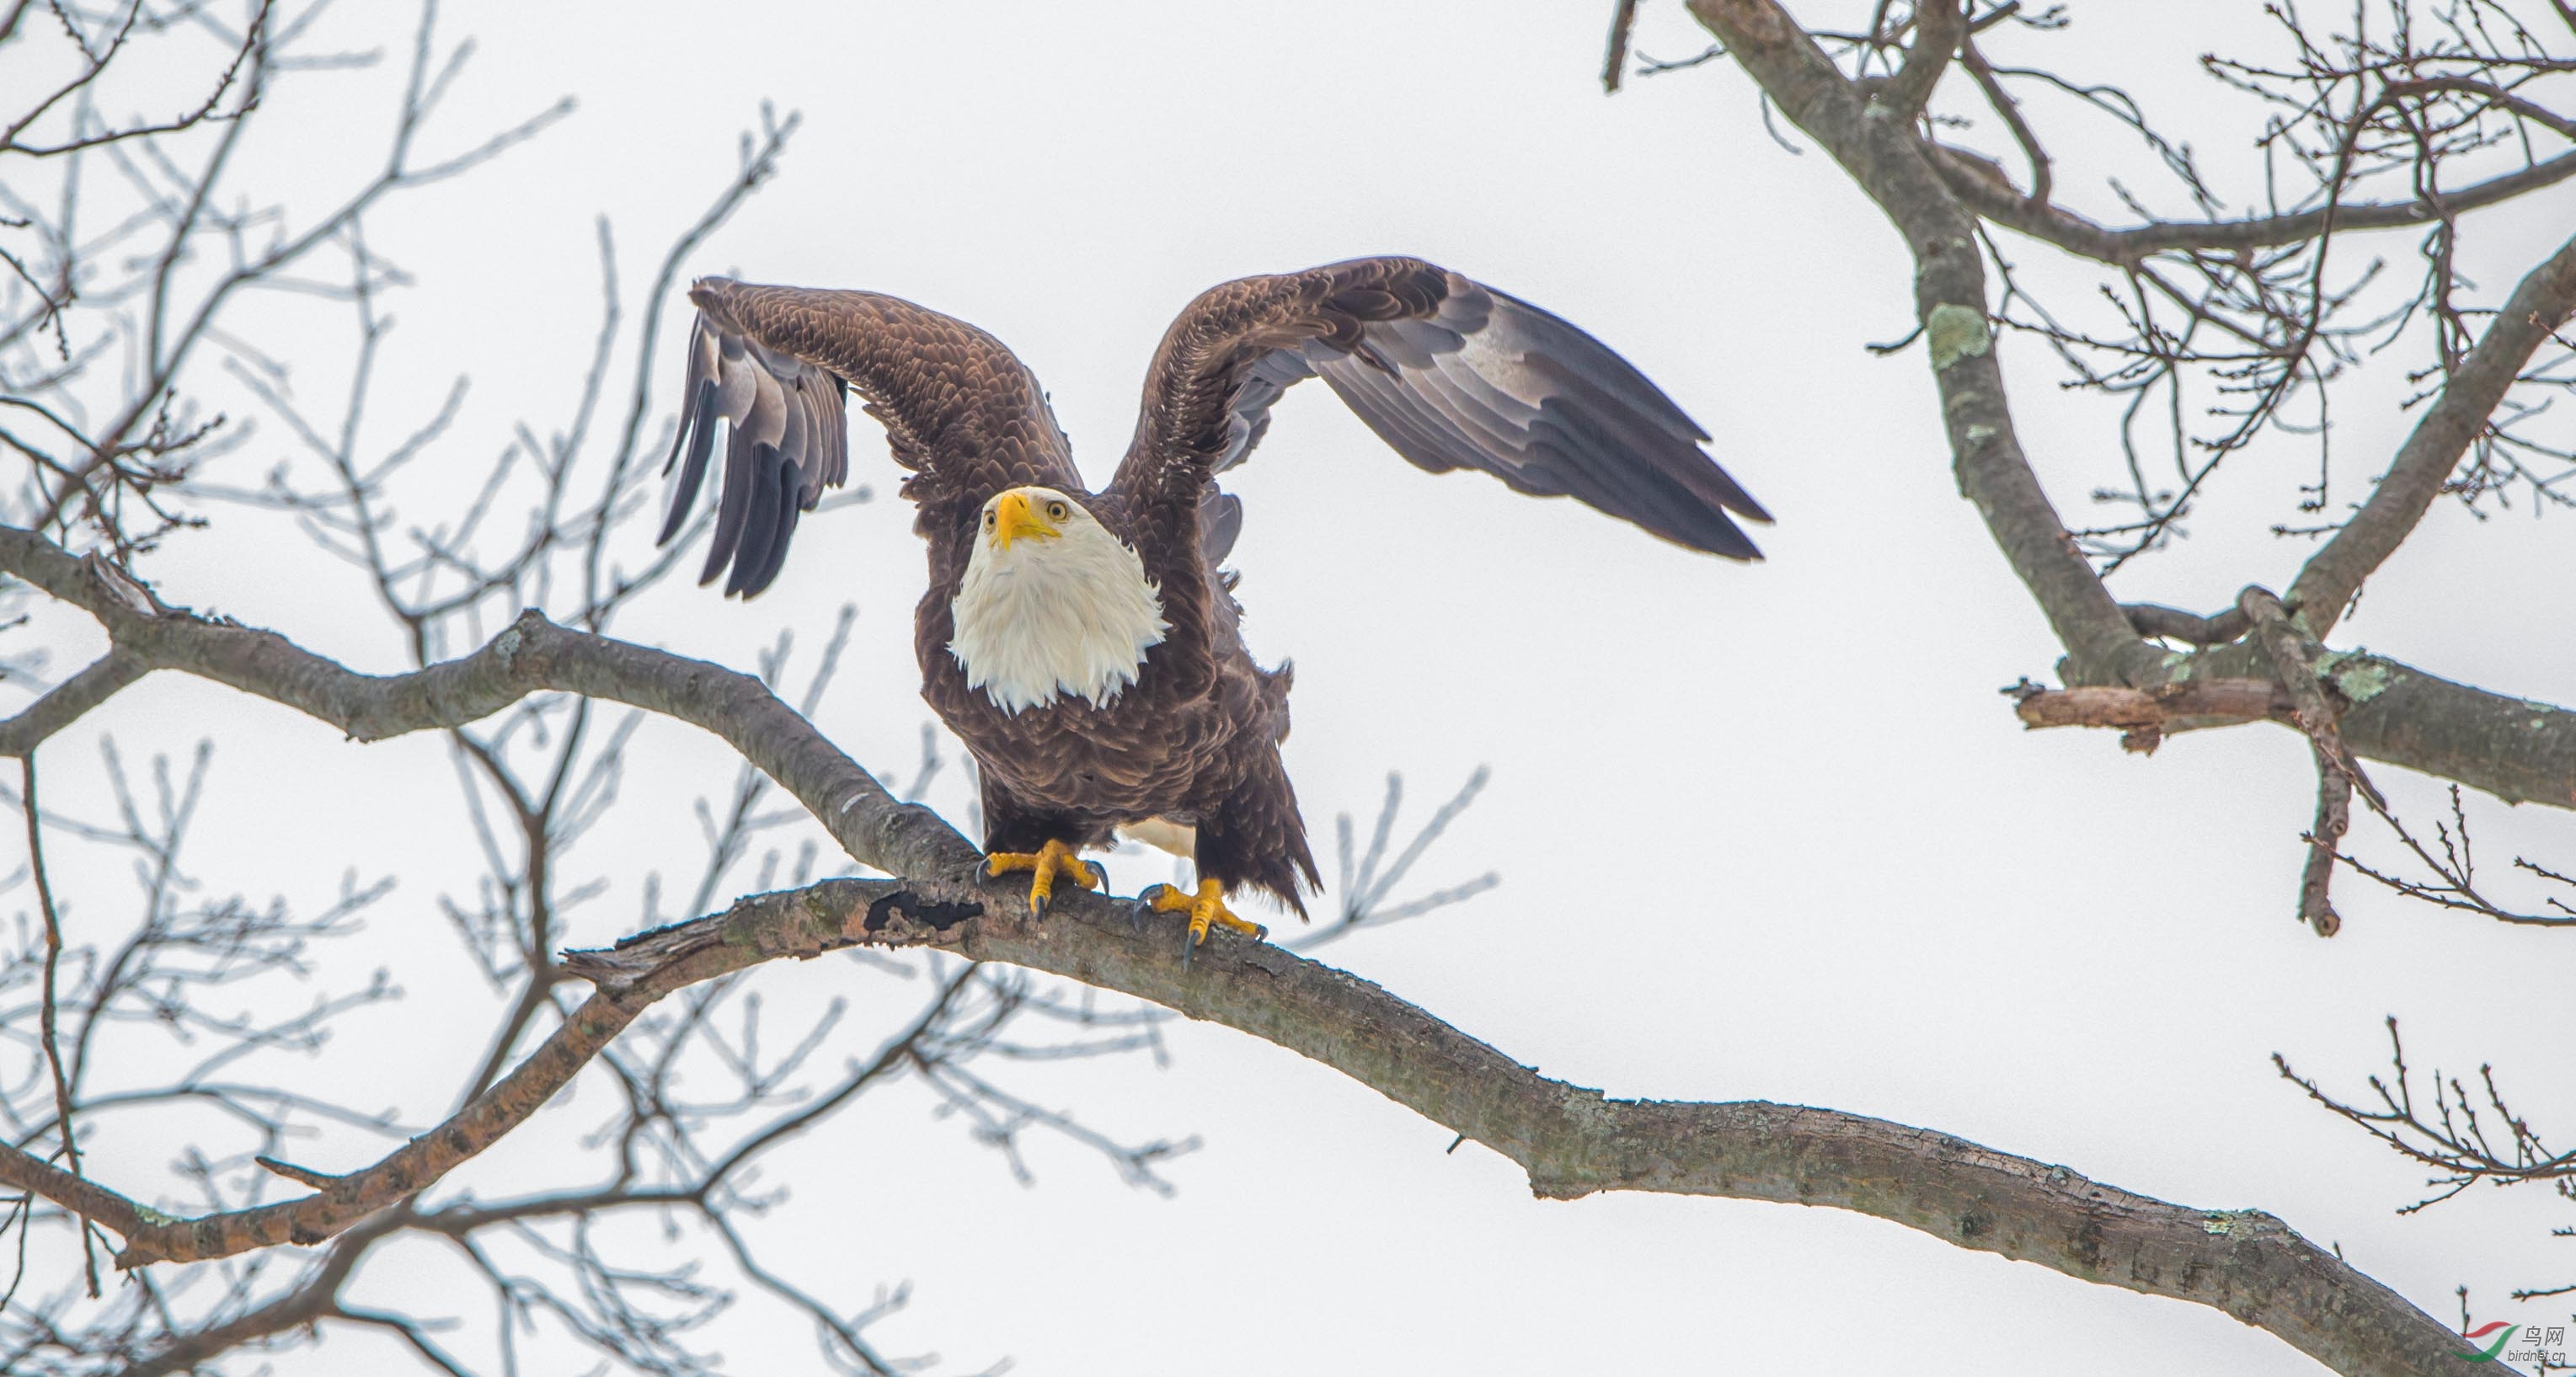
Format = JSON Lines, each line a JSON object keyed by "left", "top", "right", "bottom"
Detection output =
{"left": 659, "top": 257, "right": 1767, "bottom": 945}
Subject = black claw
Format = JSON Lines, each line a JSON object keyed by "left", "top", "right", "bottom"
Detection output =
{"left": 1030, "top": 889, "right": 1049, "bottom": 921}
{"left": 1135, "top": 884, "right": 1200, "bottom": 966}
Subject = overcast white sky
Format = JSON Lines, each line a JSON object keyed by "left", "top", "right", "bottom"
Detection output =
{"left": 14, "top": 1, "right": 2574, "bottom": 1373}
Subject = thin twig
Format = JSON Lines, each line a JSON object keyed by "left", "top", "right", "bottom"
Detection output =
{"left": 19, "top": 753, "right": 95, "bottom": 1295}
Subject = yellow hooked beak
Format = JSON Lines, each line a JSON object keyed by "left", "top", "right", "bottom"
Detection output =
{"left": 988, "top": 490, "right": 1061, "bottom": 550}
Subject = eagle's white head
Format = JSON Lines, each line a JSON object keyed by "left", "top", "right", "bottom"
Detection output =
{"left": 949, "top": 486, "right": 1168, "bottom": 715}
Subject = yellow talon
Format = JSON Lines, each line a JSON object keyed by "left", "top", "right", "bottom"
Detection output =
{"left": 1147, "top": 879, "right": 1266, "bottom": 947}
{"left": 984, "top": 838, "right": 1099, "bottom": 918}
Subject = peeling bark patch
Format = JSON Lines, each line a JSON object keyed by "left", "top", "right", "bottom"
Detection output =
{"left": 1926, "top": 303, "right": 1993, "bottom": 370}
{"left": 863, "top": 891, "right": 982, "bottom": 934}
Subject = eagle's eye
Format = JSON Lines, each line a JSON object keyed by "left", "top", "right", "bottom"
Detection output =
{"left": 1046, "top": 501, "right": 1068, "bottom": 521}
{"left": 982, "top": 510, "right": 995, "bottom": 527}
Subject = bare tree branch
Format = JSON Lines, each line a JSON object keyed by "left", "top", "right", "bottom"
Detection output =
{"left": 0, "top": 5, "right": 2558, "bottom": 1371}
{"left": 1929, "top": 141, "right": 2576, "bottom": 264}
{"left": 0, "top": 651, "right": 147, "bottom": 758}
{"left": 2280, "top": 1019, "right": 2576, "bottom": 1214}
{"left": 0, "top": 526, "right": 972, "bottom": 887}
{"left": 1672, "top": 0, "right": 2576, "bottom": 963}
{"left": 14, "top": 755, "right": 95, "bottom": 1294}
{"left": 2287, "top": 227, "right": 2576, "bottom": 636}
{"left": 1602, "top": 0, "right": 1641, "bottom": 93}
{"left": 0, "top": 519, "right": 2502, "bottom": 1377}
{"left": 566, "top": 879, "right": 2491, "bottom": 1377}
{"left": 1876, "top": 0, "right": 1967, "bottom": 122}
{"left": 2240, "top": 585, "right": 2386, "bottom": 936}
{"left": 1684, "top": 0, "right": 2162, "bottom": 687}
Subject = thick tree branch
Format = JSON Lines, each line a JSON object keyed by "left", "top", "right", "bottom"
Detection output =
{"left": 114, "top": 1216, "right": 402, "bottom": 1377}
{"left": 569, "top": 878, "right": 2498, "bottom": 1377}
{"left": 2019, "top": 633, "right": 2576, "bottom": 809}
{"left": 0, "top": 521, "right": 2509, "bottom": 1377}
{"left": 126, "top": 990, "right": 633, "bottom": 1267}
{"left": 2287, "top": 227, "right": 2576, "bottom": 638}
{"left": 2299, "top": 648, "right": 2576, "bottom": 809}
{"left": 0, "top": 970, "right": 643, "bottom": 1268}
{"left": 0, "top": 872, "right": 955, "bottom": 1269}
{"left": 0, "top": 525, "right": 983, "bottom": 889}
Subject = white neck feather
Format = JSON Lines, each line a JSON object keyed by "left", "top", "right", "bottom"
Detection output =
{"left": 949, "top": 523, "right": 1168, "bottom": 714}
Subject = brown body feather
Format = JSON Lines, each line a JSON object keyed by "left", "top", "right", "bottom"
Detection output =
{"left": 660, "top": 259, "right": 1770, "bottom": 915}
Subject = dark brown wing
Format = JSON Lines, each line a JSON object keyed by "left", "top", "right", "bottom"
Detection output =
{"left": 1105, "top": 257, "right": 1770, "bottom": 559}
{"left": 658, "top": 277, "right": 1082, "bottom": 597}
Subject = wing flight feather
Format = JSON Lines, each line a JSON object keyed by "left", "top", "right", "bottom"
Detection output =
{"left": 658, "top": 278, "right": 1077, "bottom": 597}
{"left": 1111, "top": 258, "right": 1770, "bottom": 560}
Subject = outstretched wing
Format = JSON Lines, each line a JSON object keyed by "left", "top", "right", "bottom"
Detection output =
{"left": 658, "top": 278, "right": 1082, "bottom": 597}
{"left": 1108, "top": 257, "right": 1770, "bottom": 559}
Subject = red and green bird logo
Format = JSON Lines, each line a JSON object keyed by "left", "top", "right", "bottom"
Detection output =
{"left": 2456, "top": 1321, "right": 2515, "bottom": 1363}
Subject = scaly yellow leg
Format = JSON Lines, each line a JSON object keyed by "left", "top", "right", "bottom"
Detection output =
{"left": 1146, "top": 879, "right": 1266, "bottom": 947}
{"left": 984, "top": 838, "right": 1099, "bottom": 918}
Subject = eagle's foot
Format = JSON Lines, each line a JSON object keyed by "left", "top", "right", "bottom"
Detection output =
{"left": 1143, "top": 880, "right": 1265, "bottom": 949}
{"left": 985, "top": 838, "right": 1098, "bottom": 919}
